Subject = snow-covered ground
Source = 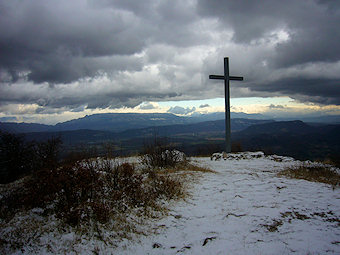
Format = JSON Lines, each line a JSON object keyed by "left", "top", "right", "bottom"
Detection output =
{"left": 118, "top": 153, "right": 340, "bottom": 255}
{"left": 1, "top": 152, "right": 339, "bottom": 254}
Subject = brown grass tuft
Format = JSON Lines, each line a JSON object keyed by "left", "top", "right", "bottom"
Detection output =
{"left": 278, "top": 164, "right": 340, "bottom": 188}
{"left": 182, "top": 162, "right": 216, "bottom": 173}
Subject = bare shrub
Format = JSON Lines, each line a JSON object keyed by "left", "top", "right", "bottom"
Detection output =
{"left": 104, "top": 162, "right": 147, "bottom": 208}
{"left": 140, "top": 136, "right": 186, "bottom": 169}
{"left": 1, "top": 156, "right": 185, "bottom": 227}
{"left": 141, "top": 149, "right": 186, "bottom": 169}
{"left": 54, "top": 162, "right": 104, "bottom": 226}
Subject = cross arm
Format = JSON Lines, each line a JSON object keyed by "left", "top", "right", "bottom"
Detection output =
{"left": 229, "top": 76, "right": 243, "bottom": 81}
{"left": 209, "top": 75, "right": 243, "bottom": 81}
{"left": 209, "top": 75, "right": 224, "bottom": 80}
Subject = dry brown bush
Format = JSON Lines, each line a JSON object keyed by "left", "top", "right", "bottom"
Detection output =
{"left": 278, "top": 164, "right": 340, "bottom": 188}
{"left": 0, "top": 158, "right": 185, "bottom": 226}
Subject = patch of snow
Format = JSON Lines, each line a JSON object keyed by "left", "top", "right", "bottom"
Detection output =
{"left": 211, "top": 151, "right": 267, "bottom": 160}
{"left": 1, "top": 152, "right": 339, "bottom": 254}
{"left": 117, "top": 155, "right": 340, "bottom": 255}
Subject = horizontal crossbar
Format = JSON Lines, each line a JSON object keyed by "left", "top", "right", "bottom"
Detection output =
{"left": 230, "top": 76, "right": 243, "bottom": 81}
{"left": 209, "top": 75, "right": 243, "bottom": 81}
{"left": 209, "top": 75, "right": 224, "bottom": 80}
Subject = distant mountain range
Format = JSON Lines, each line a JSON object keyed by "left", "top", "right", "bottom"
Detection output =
{"left": 0, "top": 112, "right": 269, "bottom": 134}
{"left": 0, "top": 113, "right": 187, "bottom": 133}
{"left": 17, "top": 118, "right": 272, "bottom": 145}
{"left": 273, "top": 115, "right": 340, "bottom": 124}
{"left": 1, "top": 112, "right": 339, "bottom": 134}
{"left": 1, "top": 113, "right": 339, "bottom": 162}
{"left": 232, "top": 120, "right": 340, "bottom": 161}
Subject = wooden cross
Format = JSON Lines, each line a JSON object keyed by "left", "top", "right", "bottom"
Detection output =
{"left": 209, "top": 57, "right": 243, "bottom": 153}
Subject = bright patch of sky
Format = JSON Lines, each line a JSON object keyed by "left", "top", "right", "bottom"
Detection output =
{"left": 158, "top": 96, "right": 301, "bottom": 113}
{"left": 157, "top": 96, "right": 340, "bottom": 118}
{"left": 2, "top": 96, "right": 339, "bottom": 125}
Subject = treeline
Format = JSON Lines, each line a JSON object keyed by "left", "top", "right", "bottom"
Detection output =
{"left": 0, "top": 131, "right": 61, "bottom": 184}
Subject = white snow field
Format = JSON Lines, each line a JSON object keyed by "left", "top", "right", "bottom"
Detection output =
{"left": 1, "top": 152, "right": 339, "bottom": 254}
{"left": 118, "top": 152, "right": 340, "bottom": 255}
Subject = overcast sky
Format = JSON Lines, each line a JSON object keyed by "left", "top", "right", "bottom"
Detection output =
{"left": 0, "top": 0, "right": 340, "bottom": 123}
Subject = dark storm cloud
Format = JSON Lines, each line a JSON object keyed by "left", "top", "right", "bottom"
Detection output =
{"left": 198, "top": 1, "right": 338, "bottom": 44}
{"left": 251, "top": 77, "right": 340, "bottom": 105}
{"left": 0, "top": 0, "right": 339, "bottom": 117}
{"left": 197, "top": 0, "right": 284, "bottom": 43}
{"left": 0, "top": 0, "right": 148, "bottom": 83}
{"left": 198, "top": 0, "right": 340, "bottom": 105}
{"left": 197, "top": 0, "right": 340, "bottom": 65}
{"left": 0, "top": 0, "right": 206, "bottom": 84}
{"left": 273, "top": 3, "right": 340, "bottom": 67}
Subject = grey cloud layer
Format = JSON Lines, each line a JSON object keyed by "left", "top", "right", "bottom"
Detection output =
{"left": 0, "top": 0, "right": 339, "bottom": 113}
{"left": 199, "top": 0, "right": 340, "bottom": 105}
{"left": 197, "top": 0, "right": 340, "bottom": 65}
{"left": 0, "top": 0, "right": 149, "bottom": 83}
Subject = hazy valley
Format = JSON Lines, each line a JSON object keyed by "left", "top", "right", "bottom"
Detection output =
{"left": 1, "top": 113, "right": 339, "bottom": 162}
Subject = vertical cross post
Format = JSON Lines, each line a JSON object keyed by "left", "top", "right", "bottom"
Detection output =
{"left": 209, "top": 57, "right": 243, "bottom": 153}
